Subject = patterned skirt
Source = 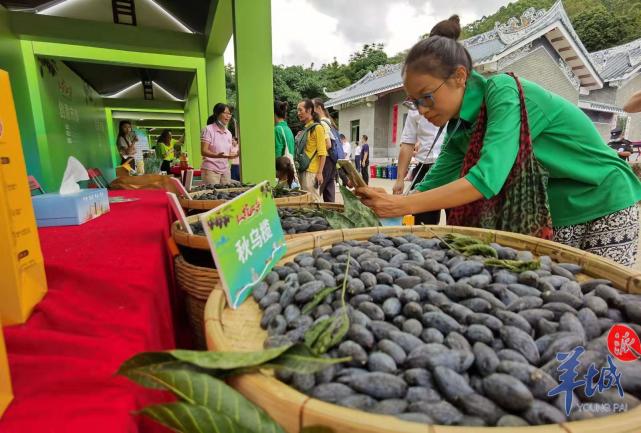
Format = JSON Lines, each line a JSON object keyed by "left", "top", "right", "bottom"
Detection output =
{"left": 553, "top": 206, "right": 639, "bottom": 267}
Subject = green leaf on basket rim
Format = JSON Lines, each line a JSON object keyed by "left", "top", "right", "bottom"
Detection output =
{"left": 264, "top": 344, "right": 351, "bottom": 374}
{"left": 167, "top": 344, "right": 293, "bottom": 370}
{"left": 129, "top": 367, "right": 287, "bottom": 433}
{"left": 339, "top": 185, "right": 380, "bottom": 228}
{"left": 139, "top": 402, "right": 255, "bottom": 433}
{"left": 118, "top": 351, "right": 176, "bottom": 374}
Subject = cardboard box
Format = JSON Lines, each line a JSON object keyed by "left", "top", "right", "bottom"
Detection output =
{"left": 31, "top": 189, "right": 110, "bottom": 227}
{"left": 0, "top": 69, "right": 48, "bottom": 325}
{"left": 0, "top": 322, "right": 12, "bottom": 418}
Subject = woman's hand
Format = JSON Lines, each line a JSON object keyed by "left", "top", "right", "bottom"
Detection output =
{"left": 355, "top": 187, "right": 408, "bottom": 218}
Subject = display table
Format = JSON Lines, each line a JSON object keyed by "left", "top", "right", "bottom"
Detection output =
{"left": 0, "top": 190, "right": 177, "bottom": 433}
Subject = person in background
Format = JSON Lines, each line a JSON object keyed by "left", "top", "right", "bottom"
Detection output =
{"left": 393, "top": 108, "right": 444, "bottom": 224}
{"left": 313, "top": 98, "right": 337, "bottom": 202}
{"left": 276, "top": 156, "right": 300, "bottom": 189}
{"left": 341, "top": 134, "right": 351, "bottom": 160}
{"left": 117, "top": 120, "right": 137, "bottom": 170}
{"left": 230, "top": 137, "right": 240, "bottom": 181}
{"left": 296, "top": 99, "right": 327, "bottom": 203}
{"left": 360, "top": 134, "right": 370, "bottom": 185}
{"left": 200, "top": 103, "right": 237, "bottom": 185}
{"left": 274, "top": 100, "right": 295, "bottom": 159}
{"left": 608, "top": 128, "right": 634, "bottom": 160}
{"left": 354, "top": 141, "right": 362, "bottom": 172}
{"left": 157, "top": 129, "right": 174, "bottom": 173}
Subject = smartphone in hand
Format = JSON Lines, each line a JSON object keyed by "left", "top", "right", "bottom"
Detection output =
{"left": 337, "top": 159, "right": 367, "bottom": 188}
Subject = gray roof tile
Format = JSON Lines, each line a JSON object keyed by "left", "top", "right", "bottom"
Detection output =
{"left": 327, "top": 0, "right": 598, "bottom": 107}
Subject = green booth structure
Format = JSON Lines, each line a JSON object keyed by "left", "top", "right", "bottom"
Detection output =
{"left": 0, "top": 0, "right": 275, "bottom": 190}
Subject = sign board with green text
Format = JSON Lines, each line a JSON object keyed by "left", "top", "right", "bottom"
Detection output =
{"left": 199, "top": 182, "right": 287, "bottom": 308}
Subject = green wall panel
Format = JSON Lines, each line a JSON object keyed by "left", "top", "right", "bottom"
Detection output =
{"left": 0, "top": 7, "right": 41, "bottom": 182}
{"left": 233, "top": 0, "right": 274, "bottom": 183}
{"left": 36, "top": 59, "right": 111, "bottom": 189}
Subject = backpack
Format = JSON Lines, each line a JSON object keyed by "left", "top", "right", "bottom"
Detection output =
{"left": 321, "top": 119, "right": 345, "bottom": 163}
{"left": 294, "top": 122, "right": 320, "bottom": 173}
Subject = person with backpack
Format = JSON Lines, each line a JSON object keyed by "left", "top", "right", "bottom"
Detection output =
{"left": 274, "top": 100, "right": 295, "bottom": 159}
{"left": 313, "top": 98, "right": 345, "bottom": 202}
{"left": 295, "top": 99, "right": 327, "bottom": 203}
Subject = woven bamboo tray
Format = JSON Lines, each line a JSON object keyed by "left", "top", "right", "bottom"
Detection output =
{"left": 179, "top": 189, "right": 312, "bottom": 211}
{"left": 204, "top": 225, "right": 641, "bottom": 433}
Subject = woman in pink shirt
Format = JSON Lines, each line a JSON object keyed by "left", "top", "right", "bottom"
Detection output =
{"left": 200, "top": 103, "right": 237, "bottom": 185}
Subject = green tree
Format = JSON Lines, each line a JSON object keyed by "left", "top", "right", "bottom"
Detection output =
{"left": 319, "top": 58, "right": 351, "bottom": 92}
{"left": 572, "top": 6, "right": 622, "bottom": 51}
{"left": 345, "top": 43, "right": 389, "bottom": 82}
{"left": 459, "top": 0, "right": 641, "bottom": 51}
{"left": 225, "top": 64, "right": 237, "bottom": 106}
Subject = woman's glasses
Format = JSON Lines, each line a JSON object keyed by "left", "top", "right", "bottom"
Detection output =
{"left": 403, "top": 78, "right": 448, "bottom": 111}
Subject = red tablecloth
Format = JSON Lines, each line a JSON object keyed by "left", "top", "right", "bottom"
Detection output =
{"left": 169, "top": 166, "right": 201, "bottom": 177}
{"left": 0, "top": 190, "right": 177, "bottom": 433}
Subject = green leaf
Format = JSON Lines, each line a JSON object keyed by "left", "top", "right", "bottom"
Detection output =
{"left": 339, "top": 186, "right": 380, "bottom": 228}
{"left": 265, "top": 344, "right": 350, "bottom": 374}
{"left": 130, "top": 367, "right": 287, "bottom": 433}
{"left": 301, "top": 286, "right": 338, "bottom": 315}
{"left": 119, "top": 351, "right": 176, "bottom": 373}
{"left": 168, "top": 345, "right": 293, "bottom": 370}
{"left": 117, "top": 352, "right": 182, "bottom": 389}
{"left": 119, "top": 360, "right": 196, "bottom": 390}
{"left": 484, "top": 259, "right": 541, "bottom": 272}
{"left": 304, "top": 318, "right": 332, "bottom": 348}
{"left": 140, "top": 402, "right": 255, "bottom": 433}
{"left": 321, "top": 208, "right": 357, "bottom": 229}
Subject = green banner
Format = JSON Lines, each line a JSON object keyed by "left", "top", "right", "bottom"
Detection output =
{"left": 200, "top": 182, "right": 287, "bottom": 308}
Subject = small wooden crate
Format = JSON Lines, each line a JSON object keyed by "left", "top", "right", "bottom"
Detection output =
{"left": 204, "top": 225, "right": 641, "bottom": 433}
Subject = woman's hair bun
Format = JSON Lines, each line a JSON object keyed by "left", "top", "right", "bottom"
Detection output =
{"left": 429, "top": 14, "right": 461, "bottom": 40}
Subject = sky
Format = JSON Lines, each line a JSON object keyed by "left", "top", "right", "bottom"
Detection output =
{"left": 225, "top": 0, "right": 513, "bottom": 67}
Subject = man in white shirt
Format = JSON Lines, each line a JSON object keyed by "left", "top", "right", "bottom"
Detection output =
{"left": 393, "top": 108, "right": 444, "bottom": 224}
{"left": 340, "top": 134, "right": 351, "bottom": 160}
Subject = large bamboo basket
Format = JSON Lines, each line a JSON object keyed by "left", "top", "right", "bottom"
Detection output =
{"left": 204, "top": 225, "right": 641, "bottom": 433}
{"left": 179, "top": 189, "right": 312, "bottom": 212}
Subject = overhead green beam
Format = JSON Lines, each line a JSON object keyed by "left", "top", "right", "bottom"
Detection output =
{"left": 102, "top": 99, "right": 184, "bottom": 111}
{"left": 233, "top": 0, "right": 274, "bottom": 183}
{"left": 205, "top": 0, "right": 233, "bottom": 56}
{"left": 30, "top": 40, "right": 206, "bottom": 72}
{"left": 143, "top": 126, "right": 185, "bottom": 130}
{"left": 9, "top": 11, "right": 205, "bottom": 57}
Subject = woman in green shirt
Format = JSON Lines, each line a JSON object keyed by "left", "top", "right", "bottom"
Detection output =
{"left": 358, "top": 16, "right": 641, "bottom": 266}
{"left": 274, "top": 100, "right": 295, "bottom": 159}
{"left": 157, "top": 129, "right": 174, "bottom": 173}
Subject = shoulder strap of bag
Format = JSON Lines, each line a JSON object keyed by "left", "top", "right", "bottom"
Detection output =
{"left": 278, "top": 126, "right": 288, "bottom": 157}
